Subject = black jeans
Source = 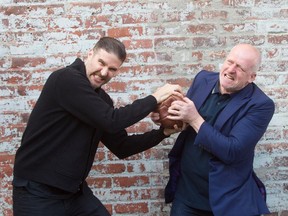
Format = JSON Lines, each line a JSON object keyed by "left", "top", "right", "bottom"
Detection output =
{"left": 13, "top": 183, "right": 110, "bottom": 216}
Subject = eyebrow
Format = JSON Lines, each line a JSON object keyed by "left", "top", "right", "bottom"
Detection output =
{"left": 227, "top": 59, "right": 246, "bottom": 72}
{"left": 98, "top": 58, "right": 118, "bottom": 71}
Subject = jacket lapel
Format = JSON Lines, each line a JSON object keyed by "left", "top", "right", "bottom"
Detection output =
{"left": 188, "top": 72, "right": 254, "bottom": 131}
{"left": 192, "top": 75, "right": 218, "bottom": 110}
{"left": 214, "top": 83, "right": 253, "bottom": 130}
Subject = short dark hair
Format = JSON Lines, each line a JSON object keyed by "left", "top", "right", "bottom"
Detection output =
{"left": 93, "top": 37, "right": 127, "bottom": 63}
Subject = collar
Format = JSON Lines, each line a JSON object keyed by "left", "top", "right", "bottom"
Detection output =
{"left": 212, "top": 81, "right": 240, "bottom": 98}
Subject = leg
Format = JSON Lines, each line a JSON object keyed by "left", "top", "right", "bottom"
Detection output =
{"left": 170, "top": 197, "right": 214, "bottom": 216}
{"left": 13, "top": 186, "right": 65, "bottom": 216}
{"left": 65, "top": 183, "right": 111, "bottom": 216}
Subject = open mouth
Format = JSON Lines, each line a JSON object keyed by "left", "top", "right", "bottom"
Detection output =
{"left": 91, "top": 74, "right": 103, "bottom": 84}
{"left": 224, "top": 74, "right": 235, "bottom": 81}
{"left": 93, "top": 74, "right": 102, "bottom": 80}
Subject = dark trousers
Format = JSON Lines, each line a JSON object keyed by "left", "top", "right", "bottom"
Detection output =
{"left": 13, "top": 183, "right": 110, "bottom": 216}
{"left": 170, "top": 197, "right": 214, "bottom": 216}
{"left": 170, "top": 197, "right": 261, "bottom": 216}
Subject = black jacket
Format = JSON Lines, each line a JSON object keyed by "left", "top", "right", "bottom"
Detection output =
{"left": 13, "top": 58, "right": 167, "bottom": 192}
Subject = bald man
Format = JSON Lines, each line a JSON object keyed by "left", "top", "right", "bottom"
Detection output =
{"left": 164, "top": 44, "right": 274, "bottom": 216}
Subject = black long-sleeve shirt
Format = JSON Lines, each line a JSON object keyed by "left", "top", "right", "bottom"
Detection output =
{"left": 13, "top": 58, "right": 167, "bottom": 193}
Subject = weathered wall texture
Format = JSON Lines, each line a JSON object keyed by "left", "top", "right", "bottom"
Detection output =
{"left": 0, "top": 0, "right": 287, "bottom": 215}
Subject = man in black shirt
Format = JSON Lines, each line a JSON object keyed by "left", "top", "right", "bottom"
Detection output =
{"left": 12, "top": 37, "right": 183, "bottom": 216}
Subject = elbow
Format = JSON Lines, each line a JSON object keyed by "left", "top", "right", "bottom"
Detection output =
{"left": 112, "top": 150, "right": 130, "bottom": 159}
{"left": 115, "top": 152, "right": 129, "bottom": 159}
{"left": 217, "top": 147, "right": 251, "bottom": 165}
{"left": 118, "top": 154, "right": 127, "bottom": 159}
{"left": 102, "top": 124, "right": 122, "bottom": 134}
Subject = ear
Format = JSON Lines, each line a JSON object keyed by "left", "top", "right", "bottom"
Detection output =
{"left": 85, "top": 50, "right": 94, "bottom": 67}
{"left": 88, "top": 50, "right": 94, "bottom": 57}
{"left": 249, "top": 73, "right": 256, "bottom": 83}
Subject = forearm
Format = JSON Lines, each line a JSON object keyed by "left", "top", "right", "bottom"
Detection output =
{"left": 195, "top": 121, "right": 266, "bottom": 164}
{"left": 103, "top": 128, "right": 168, "bottom": 159}
{"left": 189, "top": 115, "right": 205, "bottom": 133}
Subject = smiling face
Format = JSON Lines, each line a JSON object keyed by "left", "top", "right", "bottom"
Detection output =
{"left": 84, "top": 48, "right": 122, "bottom": 89}
{"left": 219, "top": 44, "right": 260, "bottom": 94}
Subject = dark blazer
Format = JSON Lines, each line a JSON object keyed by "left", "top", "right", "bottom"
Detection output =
{"left": 165, "top": 70, "right": 275, "bottom": 216}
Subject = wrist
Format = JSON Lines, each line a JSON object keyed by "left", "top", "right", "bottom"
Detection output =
{"left": 151, "top": 93, "right": 160, "bottom": 103}
{"left": 189, "top": 116, "right": 204, "bottom": 133}
{"left": 160, "top": 127, "right": 170, "bottom": 137}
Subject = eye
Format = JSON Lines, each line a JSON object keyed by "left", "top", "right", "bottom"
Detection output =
{"left": 227, "top": 60, "right": 233, "bottom": 65}
{"left": 237, "top": 65, "right": 246, "bottom": 73}
{"left": 98, "top": 60, "right": 104, "bottom": 66}
{"left": 239, "top": 67, "right": 245, "bottom": 72}
{"left": 109, "top": 67, "right": 118, "bottom": 73}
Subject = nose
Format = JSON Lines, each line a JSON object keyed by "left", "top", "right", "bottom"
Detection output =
{"left": 100, "top": 67, "right": 108, "bottom": 77}
{"left": 228, "top": 63, "right": 237, "bottom": 72}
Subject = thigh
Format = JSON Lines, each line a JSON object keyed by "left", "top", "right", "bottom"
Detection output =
{"left": 170, "top": 197, "right": 213, "bottom": 216}
{"left": 13, "top": 186, "right": 65, "bottom": 216}
{"left": 170, "top": 197, "right": 195, "bottom": 216}
{"left": 66, "top": 183, "right": 110, "bottom": 216}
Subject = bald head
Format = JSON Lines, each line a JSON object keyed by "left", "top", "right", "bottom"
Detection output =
{"left": 228, "top": 44, "right": 261, "bottom": 73}
{"left": 219, "top": 44, "right": 262, "bottom": 94}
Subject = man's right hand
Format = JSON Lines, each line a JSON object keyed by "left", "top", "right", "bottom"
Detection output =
{"left": 149, "top": 111, "right": 187, "bottom": 136}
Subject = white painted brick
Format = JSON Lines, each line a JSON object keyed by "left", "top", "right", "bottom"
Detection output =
{"left": 0, "top": 0, "right": 287, "bottom": 215}
{"left": 10, "top": 43, "right": 46, "bottom": 55}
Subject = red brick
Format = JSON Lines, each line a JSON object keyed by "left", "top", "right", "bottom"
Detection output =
{"left": 0, "top": 71, "right": 31, "bottom": 85}
{"left": 11, "top": 57, "right": 46, "bottom": 68}
{"left": 113, "top": 176, "right": 150, "bottom": 187}
{"left": 280, "top": 9, "right": 288, "bottom": 18}
{"left": 84, "top": 15, "right": 112, "bottom": 28}
{"left": 68, "top": 2, "right": 102, "bottom": 13}
{"left": 126, "top": 162, "right": 146, "bottom": 173}
{"left": 86, "top": 177, "right": 112, "bottom": 188}
{"left": 123, "top": 39, "right": 153, "bottom": 50}
{"left": 108, "top": 27, "right": 143, "bottom": 38}
{"left": 114, "top": 202, "right": 148, "bottom": 214}
{"left": 268, "top": 35, "right": 288, "bottom": 45}
{"left": 192, "top": 36, "right": 226, "bottom": 48}
{"left": 155, "top": 37, "right": 188, "bottom": 49}
{"left": 126, "top": 121, "right": 152, "bottom": 134}
{"left": 92, "top": 163, "right": 126, "bottom": 174}
{"left": 187, "top": 24, "right": 216, "bottom": 34}
{"left": 222, "top": 0, "right": 250, "bottom": 6}
{"left": 121, "top": 13, "right": 158, "bottom": 24}
{"left": 3, "top": 4, "right": 64, "bottom": 16}
{"left": 230, "top": 35, "right": 266, "bottom": 45}
{"left": 264, "top": 213, "right": 279, "bottom": 216}
{"left": 201, "top": 10, "right": 228, "bottom": 20}
{"left": 104, "top": 81, "right": 127, "bottom": 93}
{"left": 281, "top": 211, "right": 288, "bottom": 216}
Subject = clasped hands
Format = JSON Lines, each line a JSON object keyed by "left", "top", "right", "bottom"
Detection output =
{"left": 151, "top": 96, "right": 204, "bottom": 135}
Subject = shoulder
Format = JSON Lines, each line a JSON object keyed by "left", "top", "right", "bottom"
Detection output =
{"left": 46, "top": 59, "right": 83, "bottom": 81}
{"left": 191, "top": 70, "right": 219, "bottom": 87}
{"left": 196, "top": 70, "right": 219, "bottom": 79}
{"left": 97, "top": 88, "right": 114, "bottom": 106}
{"left": 251, "top": 83, "right": 274, "bottom": 106}
{"left": 239, "top": 83, "right": 275, "bottom": 118}
{"left": 48, "top": 59, "right": 87, "bottom": 87}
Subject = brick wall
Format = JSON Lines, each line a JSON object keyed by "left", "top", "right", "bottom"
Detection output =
{"left": 1, "top": 0, "right": 287, "bottom": 215}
